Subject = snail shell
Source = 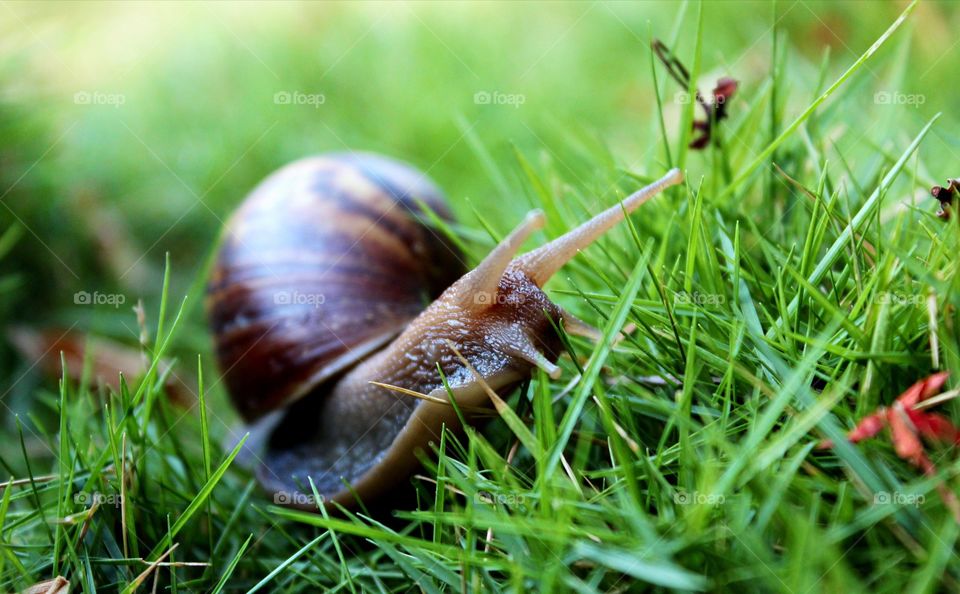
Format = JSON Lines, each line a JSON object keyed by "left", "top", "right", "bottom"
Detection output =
{"left": 207, "top": 153, "right": 464, "bottom": 422}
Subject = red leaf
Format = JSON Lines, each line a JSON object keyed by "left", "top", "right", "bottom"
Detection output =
{"left": 905, "top": 409, "right": 960, "bottom": 445}
{"left": 918, "top": 371, "right": 950, "bottom": 402}
{"left": 818, "top": 410, "right": 888, "bottom": 449}
{"left": 846, "top": 411, "right": 889, "bottom": 443}
{"left": 889, "top": 405, "right": 925, "bottom": 468}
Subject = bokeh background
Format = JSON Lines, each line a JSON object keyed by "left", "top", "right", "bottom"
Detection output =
{"left": 1, "top": 0, "right": 957, "bottom": 439}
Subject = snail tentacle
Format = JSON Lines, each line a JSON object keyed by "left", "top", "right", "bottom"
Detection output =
{"left": 515, "top": 168, "right": 683, "bottom": 285}
{"left": 456, "top": 209, "right": 545, "bottom": 312}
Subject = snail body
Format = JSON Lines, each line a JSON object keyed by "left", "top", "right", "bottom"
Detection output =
{"left": 208, "top": 152, "right": 682, "bottom": 508}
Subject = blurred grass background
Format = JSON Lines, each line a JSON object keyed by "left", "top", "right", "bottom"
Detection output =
{"left": 0, "top": 3, "right": 954, "bottom": 341}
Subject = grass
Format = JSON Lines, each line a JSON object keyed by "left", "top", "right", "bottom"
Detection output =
{"left": 2, "top": 1, "right": 960, "bottom": 591}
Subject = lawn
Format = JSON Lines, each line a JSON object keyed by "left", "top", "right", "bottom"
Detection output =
{"left": 1, "top": 1, "right": 960, "bottom": 591}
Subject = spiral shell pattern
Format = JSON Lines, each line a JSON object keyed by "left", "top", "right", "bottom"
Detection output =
{"left": 207, "top": 153, "right": 464, "bottom": 421}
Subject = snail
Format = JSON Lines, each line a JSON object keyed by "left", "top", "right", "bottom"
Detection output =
{"left": 207, "top": 152, "right": 682, "bottom": 508}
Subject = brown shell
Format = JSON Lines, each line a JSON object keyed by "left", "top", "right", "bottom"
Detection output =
{"left": 207, "top": 153, "right": 464, "bottom": 421}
